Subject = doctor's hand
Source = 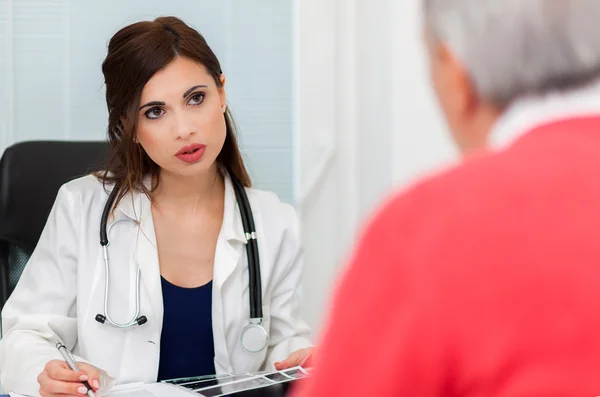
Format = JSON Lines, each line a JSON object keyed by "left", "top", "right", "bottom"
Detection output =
{"left": 274, "top": 347, "right": 315, "bottom": 370}
{"left": 38, "top": 360, "right": 102, "bottom": 397}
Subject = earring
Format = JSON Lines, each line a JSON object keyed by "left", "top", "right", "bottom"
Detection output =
{"left": 222, "top": 104, "right": 227, "bottom": 113}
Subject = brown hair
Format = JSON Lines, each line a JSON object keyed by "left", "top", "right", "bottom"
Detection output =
{"left": 98, "top": 16, "right": 251, "bottom": 208}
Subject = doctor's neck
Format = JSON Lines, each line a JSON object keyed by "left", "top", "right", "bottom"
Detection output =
{"left": 151, "top": 165, "right": 225, "bottom": 215}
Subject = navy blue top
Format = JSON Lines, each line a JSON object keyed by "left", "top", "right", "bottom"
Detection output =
{"left": 157, "top": 276, "right": 216, "bottom": 381}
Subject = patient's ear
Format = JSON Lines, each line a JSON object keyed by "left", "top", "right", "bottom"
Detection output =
{"left": 425, "top": 31, "right": 493, "bottom": 152}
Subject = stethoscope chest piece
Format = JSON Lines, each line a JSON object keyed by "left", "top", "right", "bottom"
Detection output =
{"left": 240, "top": 319, "right": 268, "bottom": 353}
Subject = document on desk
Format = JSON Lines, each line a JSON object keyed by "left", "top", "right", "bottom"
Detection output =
{"left": 162, "top": 366, "right": 310, "bottom": 396}
{"left": 6, "top": 384, "right": 187, "bottom": 397}
{"left": 7, "top": 383, "right": 197, "bottom": 397}
{"left": 105, "top": 382, "right": 198, "bottom": 397}
{"left": 14, "top": 366, "right": 312, "bottom": 397}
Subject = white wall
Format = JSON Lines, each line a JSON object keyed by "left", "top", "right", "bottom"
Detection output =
{"left": 297, "top": 0, "right": 458, "bottom": 334}
{"left": 389, "top": 0, "right": 457, "bottom": 186}
{"left": 296, "top": 0, "right": 339, "bottom": 333}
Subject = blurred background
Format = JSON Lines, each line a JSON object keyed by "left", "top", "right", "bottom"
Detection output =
{"left": 0, "top": 0, "right": 457, "bottom": 335}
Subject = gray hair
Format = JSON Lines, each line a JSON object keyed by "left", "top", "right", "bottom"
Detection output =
{"left": 424, "top": 0, "right": 600, "bottom": 106}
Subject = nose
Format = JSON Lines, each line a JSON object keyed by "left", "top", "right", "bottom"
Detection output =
{"left": 172, "top": 110, "right": 196, "bottom": 140}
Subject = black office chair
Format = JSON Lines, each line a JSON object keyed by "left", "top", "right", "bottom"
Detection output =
{"left": 0, "top": 140, "right": 110, "bottom": 310}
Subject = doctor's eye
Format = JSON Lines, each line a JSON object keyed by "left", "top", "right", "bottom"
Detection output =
{"left": 145, "top": 107, "right": 165, "bottom": 120}
{"left": 187, "top": 92, "right": 206, "bottom": 106}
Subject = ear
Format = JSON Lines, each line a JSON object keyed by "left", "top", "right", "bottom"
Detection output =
{"left": 219, "top": 74, "right": 227, "bottom": 113}
{"left": 436, "top": 41, "right": 477, "bottom": 117}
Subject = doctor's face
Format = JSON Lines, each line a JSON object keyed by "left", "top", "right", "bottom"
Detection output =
{"left": 135, "top": 56, "right": 227, "bottom": 178}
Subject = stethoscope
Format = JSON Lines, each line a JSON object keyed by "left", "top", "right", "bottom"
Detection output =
{"left": 94, "top": 173, "right": 268, "bottom": 353}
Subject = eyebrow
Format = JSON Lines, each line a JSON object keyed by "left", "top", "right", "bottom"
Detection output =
{"left": 139, "top": 85, "right": 209, "bottom": 110}
{"left": 139, "top": 101, "right": 165, "bottom": 111}
{"left": 183, "top": 84, "right": 208, "bottom": 98}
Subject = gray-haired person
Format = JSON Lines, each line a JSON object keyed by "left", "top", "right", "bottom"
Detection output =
{"left": 295, "top": 1, "right": 600, "bottom": 396}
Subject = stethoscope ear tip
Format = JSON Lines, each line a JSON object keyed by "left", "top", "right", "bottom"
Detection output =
{"left": 94, "top": 314, "right": 148, "bottom": 327}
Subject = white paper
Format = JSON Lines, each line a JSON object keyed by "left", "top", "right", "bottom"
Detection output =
{"left": 105, "top": 382, "right": 198, "bottom": 397}
{"left": 166, "top": 366, "right": 309, "bottom": 397}
{"left": 105, "top": 389, "right": 158, "bottom": 397}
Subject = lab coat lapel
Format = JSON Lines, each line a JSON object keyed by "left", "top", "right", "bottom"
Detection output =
{"left": 214, "top": 174, "right": 247, "bottom": 289}
{"left": 212, "top": 174, "right": 247, "bottom": 371}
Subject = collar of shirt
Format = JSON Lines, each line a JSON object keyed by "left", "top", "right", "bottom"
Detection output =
{"left": 489, "top": 78, "right": 600, "bottom": 150}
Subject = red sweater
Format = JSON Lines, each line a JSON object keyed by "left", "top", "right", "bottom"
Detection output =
{"left": 294, "top": 117, "right": 600, "bottom": 397}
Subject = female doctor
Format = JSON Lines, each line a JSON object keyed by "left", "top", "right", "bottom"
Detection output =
{"left": 0, "top": 16, "right": 313, "bottom": 397}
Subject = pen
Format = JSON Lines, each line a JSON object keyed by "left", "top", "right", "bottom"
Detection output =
{"left": 55, "top": 342, "right": 97, "bottom": 397}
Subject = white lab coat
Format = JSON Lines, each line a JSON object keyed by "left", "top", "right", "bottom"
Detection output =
{"left": 0, "top": 173, "right": 312, "bottom": 396}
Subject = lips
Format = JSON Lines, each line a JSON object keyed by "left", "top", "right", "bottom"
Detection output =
{"left": 175, "top": 143, "right": 206, "bottom": 163}
{"left": 176, "top": 143, "right": 205, "bottom": 155}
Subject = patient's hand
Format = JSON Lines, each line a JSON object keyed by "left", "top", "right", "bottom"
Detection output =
{"left": 38, "top": 359, "right": 101, "bottom": 397}
{"left": 274, "top": 347, "right": 315, "bottom": 370}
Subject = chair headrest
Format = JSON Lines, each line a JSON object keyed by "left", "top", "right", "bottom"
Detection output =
{"left": 0, "top": 141, "right": 110, "bottom": 250}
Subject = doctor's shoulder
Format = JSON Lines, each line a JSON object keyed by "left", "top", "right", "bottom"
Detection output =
{"left": 242, "top": 186, "right": 306, "bottom": 299}
{"left": 244, "top": 186, "right": 301, "bottom": 240}
{"left": 50, "top": 173, "right": 117, "bottom": 219}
